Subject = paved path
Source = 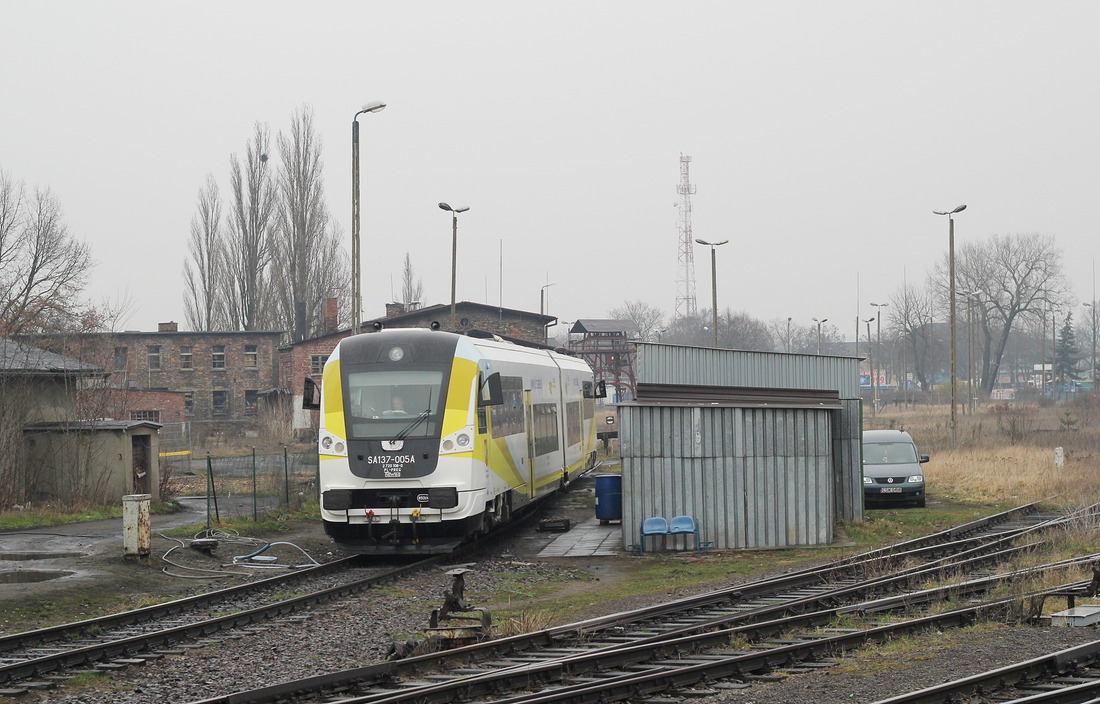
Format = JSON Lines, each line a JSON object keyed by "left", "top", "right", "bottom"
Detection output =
{"left": 537, "top": 517, "right": 623, "bottom": 558}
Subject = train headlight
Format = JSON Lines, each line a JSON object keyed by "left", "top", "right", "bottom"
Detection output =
{"left": 388, "top": 346, "right": 405, "bottom": 362}
{"left": 440, "top": 428, "right": 474, "bottom": 455}
{"left": 319, "top": 432, "right": 348, "bottom": 457}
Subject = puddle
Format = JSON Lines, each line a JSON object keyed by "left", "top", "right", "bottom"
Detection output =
{"left": 0, "top": 570, "right": 74, "bottom": 584}
{"left": 0, "top": 552, "right": 85, "bottom": 561}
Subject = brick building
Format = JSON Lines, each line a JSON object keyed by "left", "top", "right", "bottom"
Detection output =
{"left": 31, "top": 322, "right": 284, "bottom": 427}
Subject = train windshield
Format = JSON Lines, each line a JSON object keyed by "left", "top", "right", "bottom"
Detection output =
{"left": 344, "top": 368, "right": 445, "bottom": 440}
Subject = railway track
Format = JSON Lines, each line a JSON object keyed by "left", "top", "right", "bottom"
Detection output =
{"left": 183, "top": 502, "right": 1096, "bottom": 704}
{"left": 872, "top": 637, "right": 1100, "bottom": 703}
{"left": 0, "top": 554, "right": 440, "bottom": 691}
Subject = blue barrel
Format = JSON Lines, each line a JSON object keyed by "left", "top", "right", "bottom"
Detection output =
{"left": 594, "top": 474, "right": 622, "bottom": 523}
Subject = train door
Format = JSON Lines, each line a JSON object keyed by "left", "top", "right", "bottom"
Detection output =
{"left": 524, "top": 389, "right": 536, "bottom": 498}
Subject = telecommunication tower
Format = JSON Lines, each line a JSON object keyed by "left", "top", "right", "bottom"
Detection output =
{"left": 675, "top": 154, "right": 698, "bottom": 318}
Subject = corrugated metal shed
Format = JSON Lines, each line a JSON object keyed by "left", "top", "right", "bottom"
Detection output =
{"left": 634, "top": 343, "right": 861, "bottom": 398}
{"left": 620, "top": 343, "right": 863, "bottom": 551}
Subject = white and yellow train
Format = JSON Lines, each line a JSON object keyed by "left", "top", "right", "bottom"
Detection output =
{"left": 305, "top": 328, "right": 602, "bottom": 553}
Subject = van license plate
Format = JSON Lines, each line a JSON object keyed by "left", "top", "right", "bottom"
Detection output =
{"left": 880, "top": 487, "right": 902, "bottom": 494}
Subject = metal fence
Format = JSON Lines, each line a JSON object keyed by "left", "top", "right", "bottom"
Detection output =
{"left": 159, "top": 422, "right": 319, "bottom": 523}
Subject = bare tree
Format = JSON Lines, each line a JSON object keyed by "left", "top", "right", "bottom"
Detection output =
{"left": 400, "top": 252, "right": 424, "bottom": 308}
{"left": 271, "top": 106, "right": 343, "bottom": 340}
{"left": 223, "top": 123, "right": 278, "bottom": 331}
{"left": 718, "top": 309, "right": 774, "bottom": 351}
{"left": 940, "top": 233, "right": 1067, "bottom": 397}
{"left": 607, "top": 300, "right": 666, "bottom": 342}
{"left": 183, "top": 175, "right": 226, "bottom": 331}
{"left": 889, "top": 281, "right": 940, "bottom": 394}
{"left": 0, "top": 169, "right": 92, "bottom": 336}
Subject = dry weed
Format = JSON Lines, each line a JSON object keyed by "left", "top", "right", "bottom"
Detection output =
{"left": 866, "top": 402, "right": 1100, "bottom": 508}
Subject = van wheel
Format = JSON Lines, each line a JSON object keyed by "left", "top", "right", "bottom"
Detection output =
{"left": 916, "top": 497, "right": 926, "bottom": 508}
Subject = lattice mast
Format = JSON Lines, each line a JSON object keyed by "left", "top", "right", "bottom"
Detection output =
{"left": 675, "top": 154, "right": 698, "bottom": 318}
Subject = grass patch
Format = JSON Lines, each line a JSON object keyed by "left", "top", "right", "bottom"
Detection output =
{"left": 0, "top": 499, "right": 187, "bottom": 531}
{"left": 63, "top": 671, "right": 114, "bottom": 687}
{"left": 158, "top": 501, "right": 320, "bottom": 538}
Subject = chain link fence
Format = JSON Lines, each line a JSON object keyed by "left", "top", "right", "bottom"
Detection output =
{"left": 159, "top": 422, "right": 318, "bottom": 522}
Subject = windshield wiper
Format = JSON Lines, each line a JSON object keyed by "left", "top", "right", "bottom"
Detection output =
{"left": 392, "top": 390, "right": 433, "bottom": 442}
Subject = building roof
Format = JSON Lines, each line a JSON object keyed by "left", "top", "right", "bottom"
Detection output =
{"left": 0, "top": 338, "right": 103, "bottom": 376}
{"left": 370, "top": 301, "right": 556, "bottom": 327}
{"left": 570, "top": 319, "right": 640, "bottom": 335}
{"left": 24, "top": 420, "right": 163, "bottom": 432}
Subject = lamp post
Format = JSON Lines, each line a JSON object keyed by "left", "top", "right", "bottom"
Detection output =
{"left": 963, "top": 290, "right": 981, "bottom": 413}
{"left": 438, "top": 202, "right": 470, "bottom": 331}
{"left": 934, "top": 204, "right": 966, "bottom": 447}
{"left": 786, "top": 316, "right": 792, "bottom": 353}
{"left": 351, "top": 101, "right": 387, "bottom": 335}
{"left": 871, "top": 302, "right": 888, "bottom": 413}
{"left": 1086, "top": 299, "right": 1097, "bottom": 395}
{"left": 695, "top": 238, "right": 729, "bottom": 348}
{"left": 812, "top": 317, "right": 828, "bottom": 355}
{"left": 863, "top": 317, "right": 875, "bottom": 415}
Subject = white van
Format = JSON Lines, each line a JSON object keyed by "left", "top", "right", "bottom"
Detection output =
{"left": 862, "top": 429, "right": 928, "bottom": 508}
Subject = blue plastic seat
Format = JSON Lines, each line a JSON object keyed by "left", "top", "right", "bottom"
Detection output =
{"left": 669, "top": 515, "right": 700, "bottom": 552}
{"left": 639, "top": 516, "right": 669, "bottom": 554}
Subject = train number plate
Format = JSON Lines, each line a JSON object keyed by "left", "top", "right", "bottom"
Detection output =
{"left": 880, "top": 487, "right": 903, "bottom": 494}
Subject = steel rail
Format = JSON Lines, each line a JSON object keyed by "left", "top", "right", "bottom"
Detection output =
{"left": 0, "top": 555, "right": 440, "bottom": 683}
{"left": 870, "top": 639, "right": 1100, "bottom": 704}
{"left": 186, "top": 534, "right": 1091, "bottom": 704}
{"left": 0, "top": 555, "right": 362, "bottom": 656}
{"left": 320, "top": 569, "right": 1096, "bottom": 704}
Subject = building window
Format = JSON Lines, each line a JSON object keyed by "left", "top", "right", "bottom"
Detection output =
{"left": 212, "top": 345, "right": 226, "bottom": 369}
{"left": 245, "top": 345, "right": 258, "bottom": 367}
{"left": 147, "top": 345, "right": 161, "bottom": 370}
{"left": 244, "top": 390, "right": 258, "bottom": 414}
{"left": 130, "top": 410, "right": 161, "bottom": 423}
{"left": 180, "top": 345, "right": 193, "bottom": 370}
{"left": 311, "top": 354, "right": 329, "bottom": 376}
{"left": 184, "top": 392, "right": 194, "bottom": 415}
{"left": 212, "top": 390, "right": 228, "bottom": 415}
{"left": 114, "top": 346, "right": 128, "bottom": 369}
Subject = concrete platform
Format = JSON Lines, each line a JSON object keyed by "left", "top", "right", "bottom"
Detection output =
{"left": 537, "top": 517, "right": 623, "bottom": 558}
{"left": 1050, "top": 605, "right": 1100, "bottom": 627}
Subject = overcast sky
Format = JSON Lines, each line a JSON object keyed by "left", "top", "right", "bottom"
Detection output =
{"left": 3, "top": 1, "right": 1099, "bottom": 341}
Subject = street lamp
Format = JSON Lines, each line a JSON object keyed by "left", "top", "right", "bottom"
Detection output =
{"left": 1086, "top": 299, "right": 1097, "bottom": 395}
{"left": 934, "top": 203, "right": 966, "bottom": 447}
{"left": 863, "top": 317, "right": 875, "bottom": 415}
{"left": 439, "top": 202, "right": 470, "bottom": 331}
{"left": 351, "top": 101, "right": 386, "bottom": 335}
{"left": 695, "top": 238, "right": 729, "bottom": 348}
{"left": 871, "top": 302, "right": 888, "bottom": 414}
{"left": 960, "top": 290, "right": 984, "bottom": 413}
{"left": 786, "top": 316, "right": 792, "bottom": 353}
{"left": 812, "top": 317, "right": 828, "bottom": 355}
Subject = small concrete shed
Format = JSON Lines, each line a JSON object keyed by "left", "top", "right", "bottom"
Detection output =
{"left": 620, "top": 343, "right": 862, "bottom": 551}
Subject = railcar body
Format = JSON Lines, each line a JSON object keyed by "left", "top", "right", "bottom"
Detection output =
{"left": 308, "top": 328, "right": 599, "bottom": 552}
